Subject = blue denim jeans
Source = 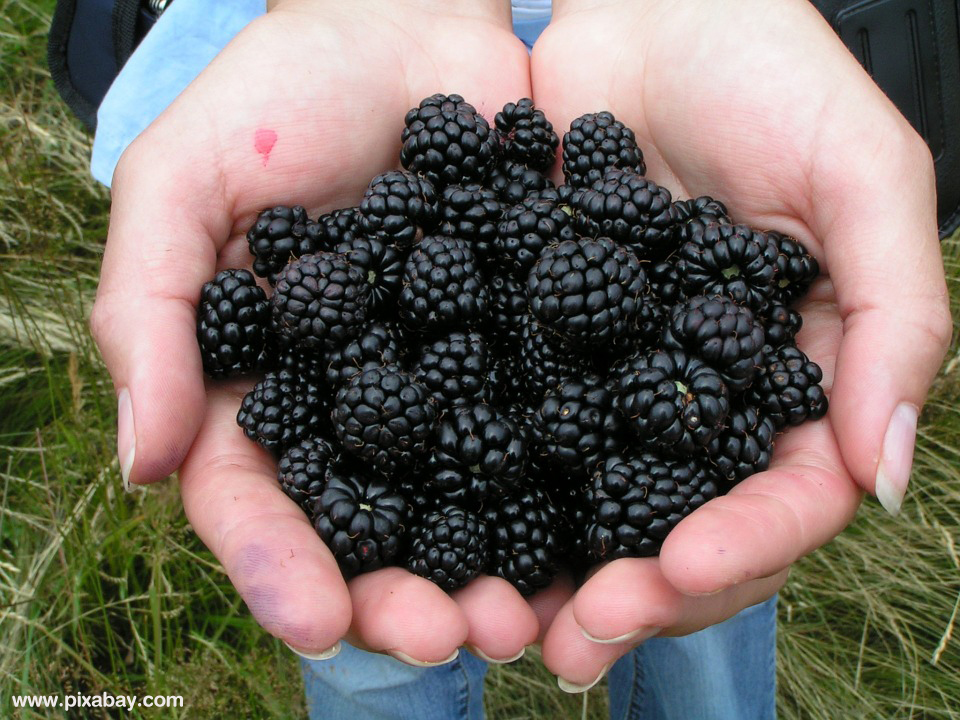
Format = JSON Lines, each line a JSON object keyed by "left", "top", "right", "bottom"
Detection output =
{"left": 300, "top": 595, "right": 777, "bottom": 720}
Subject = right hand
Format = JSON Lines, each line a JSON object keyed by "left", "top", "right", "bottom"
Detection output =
{"left": 91, "top": 0, "right": 555, "bottom": 662}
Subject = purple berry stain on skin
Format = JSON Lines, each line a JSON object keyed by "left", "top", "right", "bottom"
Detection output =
{"left": 255, "top": 128, "right": 278, "bottom": 166}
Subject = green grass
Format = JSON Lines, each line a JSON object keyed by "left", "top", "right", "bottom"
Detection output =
{"left": 1, "top": 1, "right": 959, "bottom": 717}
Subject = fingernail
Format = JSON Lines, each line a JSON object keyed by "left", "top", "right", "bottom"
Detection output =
{"left": 117, "top": 388, "right": 137, "bottom": 492}
{"left": 466, "top": 644, "right": 525, "bottom": 664}
{"left": 557, "top": 662, "right": 612, "bottom": 694}
{"left": 284, "top": 640, "right": 341, "bottom": 661}
{"left": 580, "top": 625, "right": 662, "bottom": 645}
{"left": 388, "top": 648, "right": 459, "bottom": 667}
{"left": 875, "top": 402, "right": 918, "bottom": 516}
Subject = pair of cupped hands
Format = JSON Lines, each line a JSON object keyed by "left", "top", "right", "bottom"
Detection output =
{"left": 90, "top": 0, "right": 950, "bottom": 691}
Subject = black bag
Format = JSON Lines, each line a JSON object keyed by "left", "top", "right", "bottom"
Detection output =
{"left": 47, "top": 0, "right": 170, "bottom": 131}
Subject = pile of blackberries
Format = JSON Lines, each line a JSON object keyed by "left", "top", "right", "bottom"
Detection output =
{"left": 196, "top": 93, "right": 827, "bottom": 594}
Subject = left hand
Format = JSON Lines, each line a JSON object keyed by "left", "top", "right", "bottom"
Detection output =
{"left": 529, "top": 0, "right": 950, "bottom": 690}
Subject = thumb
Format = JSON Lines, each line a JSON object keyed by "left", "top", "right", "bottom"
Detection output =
{"left": 91, "top": 136, "right": 230, "bottom": 488}
{"left": 818, "top": 125, "right": 951, "bottom": 515}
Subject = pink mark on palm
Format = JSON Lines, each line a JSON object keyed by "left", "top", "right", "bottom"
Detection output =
{"left": 254, "top": 129, "right": 278, "bottom": 166}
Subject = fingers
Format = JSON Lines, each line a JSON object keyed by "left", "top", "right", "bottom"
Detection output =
{"left": 542, "top": 563, "right": 787, "bottom": 690}
{"left": 179, "top": 384, "right": 352, "bottom": 653}
{"left": 451, "top": 575, "right": 539, "bottom": 662}
{"left": 92, "top": 132, "right": 228, "bottom": 488}
{"left": 811, "top": 117, "right": 951, "bottom": 513}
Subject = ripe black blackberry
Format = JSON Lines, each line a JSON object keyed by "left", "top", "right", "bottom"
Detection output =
{"left": 246, "top": 206, "right": 317, "bottom": 284}
{"left": 586, "top": 452, "right": 719, "bottom": 560}
{"left": 313, "top": 458, "right": 407, "bottom": 577}
{"left": 706, "top": 404, "right": 776, "bottom": 484}
{"left": 615, "top": 349, "right": 730, "bottom": 453}
{"left": 321, "top": 320, "right": 400, "bottom": 389}
{"left": 572, "top": 169, "right": 679, "bottom": 257}
{"left": 494, "top": 98, "right": 559, "bottom": 171}
{"left": 495, "top": 195, "right": 576, "bottom": 278}
{"left": 197, "top": 269, "right": 270, "bottom": 378}
{"left": 745, "top": 344, "right": 828, "bottom": 429}
{"left": 271, "top": 252, "right": 370, "bottom": 351}
{"left": 760, "top": 303, "right": 803, "bottom": 348}
{"left": 534, "top": 375, "right": 625, "bottom": 478}
{"left": 561, "top": 111, "right": 645, "bottom": 188}
{"left": 277, "top": 436, "right": 336, "bottom": 511}
{"left": 316, "top": 206, "right": 362, "bottom": 247}
{"left": 767, "top": 231, "right": 820, "bottom": 305}
{"left": 331, "top": 365, "right": 437, "bottom": 474}
{"left": 648, "top": 259, "right": 685, "bottom": 307}
{"left": 421, "top": 465, "right": 490, "bottom": 508}
{"left": 484, "top": 486, "right": 564, "bottom": 596}
{"left": 405, "top": 505, "right": 489, "bottom": 591}
{"left": 432, "top": 403, "right": 527, "bottom": 485}
{"left": 400, "top": 93, "right": 500, "bottom": 187}
{"left": 527, "top": 236, "right": 647, "bottom": 347}
{"left": 398, "top": 236, "right": 489, "bottom": 332}
{"left": 672, "top": 196, "right": 730, "bottom": 245}
{"left": 487, "top": 275, "right": 528, "bottom": 349}
{"left": 519, "top": 315, "right": 592, "bottom": 402}
{"left": 409, "top": 331, "right": 490, "bottom": 410}
{"left": 358, "top": 170, "right": 439, "bottom": 249}
{"left": 236, "top": 367, "right": 329, "bottom": 455}
{"left": 334, "top": 235, "right": 404, "bottom": 313}
{"left": 661, "top": 295, "right": 766, "bottom": 393}
{"left": 485, "top": 159, "right": 555, "bottom": 204}
{"left": 676, "top": 221, "right": 778, "bottom": 312}
{"left": 438, "top": 183, "right": 503, "bottom": 268}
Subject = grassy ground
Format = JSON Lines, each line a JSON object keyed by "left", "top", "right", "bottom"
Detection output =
{"left": 1, "top": 1, "right": 958, "bottom": 717}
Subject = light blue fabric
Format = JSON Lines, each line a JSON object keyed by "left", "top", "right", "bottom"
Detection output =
{"left": 301, "top": 596, "right": 778, "bottom": 720}
{"left": 90, "top": 0, "right": 552, "bottom": 187}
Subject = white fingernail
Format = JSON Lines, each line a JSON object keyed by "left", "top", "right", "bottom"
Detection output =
{"left": 580, "top": 626, "right": 661, "bottom": 645}
{"left": 557, "top": 662, "right": 612, "bottom": 694}
{"left": 388, "top": 648, "right": 459, "bottom": 667}
{"left": 875, "top": 402, "right": 918, "bottom": 516}
{"left": 466, "top": 644, "right": 525, "bottom": 664}
{"left": 284, "top": 640, "right": 341, "bottom": 661}
{"left": 117, "top": 388, "right": 138, "bottom": 492}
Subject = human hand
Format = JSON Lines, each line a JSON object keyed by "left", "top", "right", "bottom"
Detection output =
{"left": 90, "top": 0, "right": 551, "bottom": 662}
{"left": 529, "top": 0, "right": 951, "bottom": 689}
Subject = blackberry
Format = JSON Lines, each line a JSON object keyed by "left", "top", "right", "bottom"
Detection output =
{"left": 519, "top": 315, "right": 591, "bottom": 402}
{"left": 527, "top": 236, "right": 647, "bottom": 347}
{"left": 316, "top": 207, "right": 362, "bottom": 247}
{"left": 197, "top": 269, "right": 269, "bottom": 378}
{"left": 648, "top": 259, "right": 685, "bottom": 307}
{"left": 398, "top": 236, "right": 489, "bottom": 332}
{"left": 486, "top": 159, "right": 555, "bottom": 204}
{"left": 358, "top": 170, "right": 439, "bottom": 249}
{"left": 484, "top": 486, "right": 564, "bottom": 596}
{"left": 495, "top": 196, "right": 576, "bottom": 278}
{"left": 615, "top": 349, "right": 730, "bottom": 453}
{"left": 745, "top": 344, "right": 828, "bottom": 429}
{"left": 277, "top": 436, "right": 336, "bottom": 511}
{"left": 706, "top": 404, "right": 776, "bottom": 484}
{"left": 321, "top": 320, "right": 400, "bottom": 389}
{"left": 331, "top": 365, "right": 437, "bottom": 474}
{"left": 494, "top": 98, "right": 559, "bottom": 171}
{"left": 438, "top": 183, "right": 503, "bottom": 267}
{"left": 400, "top": 93, "right": 499, "bottom": 187}
{"left": 421, "top": 465, "right": 490, "bottom": 508}
{"left": 334, "top": 235, "right": 404, "bottom": 313}
{"left": 767, "top": 231, "right": 819, "bottom": 305}
{"left": 313, "top": 458, "right": 407, "bottom": 577}
{"left": 432, "top": 403, "right": 527, "bottom": 485}
{"left": 672, "top": 196, "right": 731, "bottom": 245}
{"left": 534, "top": 375, "right": 625, "bottom": 478}
{"left": 676, "top": 221, "right": 778, "bottom": 312}
{"left": 237, "top": 367, "right": 329, "bottom": 455}
{"left": 246, "top": 206, "right": 316, "bottom": 284}
{"left": 586, "top": 452, "right": 719, "bottom": 560}
{"left": 488, "top": 350, "right": 526, "bottom": 407}
{"left": 487, "top": 275, "right": 528, "bottom": 350}
{"left": 661, "top": 295, "right": 766, "bottom": 393}
{"left": 572, "top": 169, "right": 679, "bottom": 257}
{"left": 561, "top": 111, "right": 645, "bottom": 188}
{"left": 760, "top": 303, "right": 803, "bottom": 348}
{"left": 406, "top": 505, "right": 489, "bottom": 591}
{"left": 271, "top": 252, "right": 370, "bottom": 351}
{"left": 410, "top": 331, "right": 490, "bottom": 410}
